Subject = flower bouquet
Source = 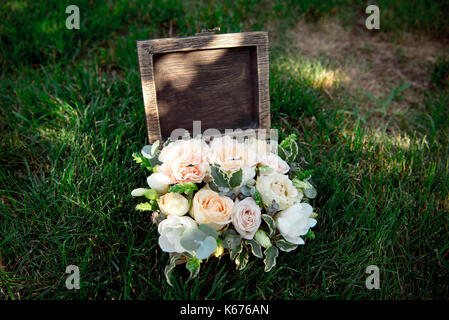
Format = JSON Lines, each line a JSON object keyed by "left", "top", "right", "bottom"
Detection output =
{"left": 131, "top": 134, "right": 318, "bottom": 285}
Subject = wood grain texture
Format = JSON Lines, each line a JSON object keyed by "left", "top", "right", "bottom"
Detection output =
{"left": 136, "top": 32, "right": 270, "bottom": 143}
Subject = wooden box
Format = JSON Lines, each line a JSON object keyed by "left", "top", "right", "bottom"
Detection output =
{"left": 136, "top": 31, "right": 270, "bottom": 143}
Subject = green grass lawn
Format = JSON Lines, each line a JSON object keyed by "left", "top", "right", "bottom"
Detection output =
{"left": 1, "top": 0, "right": 448, "bottom": 299}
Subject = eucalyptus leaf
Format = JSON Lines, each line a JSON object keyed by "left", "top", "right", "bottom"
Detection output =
{"left": 198, "top": 224, "right": 218, "bottom": 239}
{"left": 195, "top": 236, "right": 217, "bottom": 260}
{"left": 180, "top": 228, "right": 206, "bottom": 251}
{"left": 263, "top": 245, "right": 279, "bottom": 272}
{"left": 262, "top": 214, "right": 276, "bottom": 237}
{"left": 151, "top": 140, "right": 160, "bottom": 155}
{"left": 275, "top": 239, "right": 298, "bottom": 252}
{"left": 246, "top": 239, "right": 263, "bottom": 258}
{"left": 222, "top": 231, "right": 242, "bottom": 249}
{"left": 141, "top": 145, "right": 155, "bottom": 159}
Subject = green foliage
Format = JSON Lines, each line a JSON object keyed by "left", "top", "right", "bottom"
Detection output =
{"left": 169, "top": 183, "right": 198, "bottom": 195}
{"left": 235, "top": 244, "right": 249, "bottom": 270}
{"left": 246, "top": 239, "right": 263, "bottom": 259}
{"left": 254, "top": 230, "right": 271, "bottom": 249}
{"left": 179, "top": 225, "right": 218, "bottom": 260}
{"left": 164, "top": 254, "right": 183, "bottom": 287}
{"left": 135, "top": 201, "right": 158, "bottom": 211}
{"left": 275, "top": 239, "right": 298, "bottom": 252}
{"left": 229, "top": 169, "right": 243, "bottom": 188}
{"left": 263, "top": 246, "right": 279, "bottom": 272}
{"left": 186, "top": 255, "right": 201, "bottom": 280}
{"left": 261, "top": 214, "right": 276, "bottom": 237}
{"left": 222, "top": 229, "right": 242, "bottom": 249}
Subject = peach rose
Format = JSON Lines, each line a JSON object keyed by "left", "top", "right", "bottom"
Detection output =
{"left": 158, "top": 139, "right": 210, "bottom": 184}
{"left": 208, "top": 136, "right": 258, "bottom": 173}
{"left": 190, "top": 189, "right": 234, "bottom": 230}
{"left": 231, "top": 197, "right": 261, "bottom": 240}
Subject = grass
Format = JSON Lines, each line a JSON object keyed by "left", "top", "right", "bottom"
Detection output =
{"left": 1, "top": 0, "right": 448, "bottom": 299}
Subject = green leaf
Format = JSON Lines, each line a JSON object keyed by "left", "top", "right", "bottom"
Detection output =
{"left": 211, "top": 166, "right": 230, "bottom": 188}
{"left": 180, "top": 228, "right": 206, "bottom": 251}
{"left": 278, "top": 146, "right": 290, "bottom": 162}
{"left": 246, "top": 239, "right": 263, "bottom": 258}
{"left": 151, "top": 140, "right": 160, "bottom": 155}
{"left": 263, "top": 245, "right": 279, "bottom": 272}
{"left": 169, "top": 183, "right": 198, "bottom": 195}
{"left": 304, "top": 230, "right": 315, "bottom": 240}
{"left": 304, "top": 182, "right": 317, "bottom": 199}
{"left": 195, "top": 236, "right": 217, "bottom": 260}
{"left": 198, "top": 224, "right": 218, "bottom": 239}
{"left": 229, "top": 169, "right": 243, "bottom": 188}
{"left": 275, "top": 239, "right": 298, "bottom": 252}
{"left": 262, "top": 214, "right": 276, "bottom": 237}
{"left": 144, "top": 189, "right": 159, "bottom": 200}
{"left": 295, "top": 169, "right": 314, "bottom": 180}
{"left": 257, "top": 165, "right": 274, "bottom": 173}
{"left": 135, "top": 202, "right": 154, "bottom": 211}
{"left": 164, "top": 254, "right": 182, "bottom": 286}
{"left": 235, "top": 244, "right": 249, "bottom": 270}
{"left": 230, "top": 242, "right": 243, "bottom": 260}
{"left": 186, "top": 255, "right": 201, "bottom": 280}
{"left": 254, "top": 230, "right": 271, "bottom": 249}
{"left": 222, "top": 230, "right": 242, "bottom": 249}
{"left": 253, "top": 190, "right": 263, "bottom": 208}
{"left": 208, "top": 181, "right": 220, "bottom": 192}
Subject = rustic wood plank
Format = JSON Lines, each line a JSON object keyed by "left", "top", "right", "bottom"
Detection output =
{"left": 136, "top": 31, "right": 270, "bottom": 143}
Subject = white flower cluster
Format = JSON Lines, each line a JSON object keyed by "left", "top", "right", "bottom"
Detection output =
{"left": 132, "top": 135, "right": 318, "bottom": 283}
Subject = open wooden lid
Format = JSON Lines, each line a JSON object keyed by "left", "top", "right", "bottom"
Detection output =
{"left": 136, "top": 31, "right": 270, "bottom": 143}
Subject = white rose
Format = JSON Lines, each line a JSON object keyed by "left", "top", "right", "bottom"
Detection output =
{"left": 241, "top": 166, "right": 256, "bottom": 186}
{"left": 256, "top": 173, "right": 300, "bottom": 210}
{"left": 275, "top": 203, "right": 317, "bottom": 245}
{"left": 231, "top": 197, "right": 261, "bottom": 240}
{"left": 158, "top": 215, "right": 197, "bottom": 253}
{"left": 158, "top": 192, "right": 189, "bottom": 216}
{"left": 147, "top": 172, "right": 171, "bottom": 194}
{"left": 259, "top": 153, "right": 290, "bottom": 175}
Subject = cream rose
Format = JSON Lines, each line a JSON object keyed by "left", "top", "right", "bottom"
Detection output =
{"left": 190, "top": 189, "right": 234, "bottom": 230}
{"left": 158, "top": 215, "right": 197, "bottom": 253}
{"left": 147, "top": 172, "right": 172, "bottom": 194}
{"left": 259, "top": 153, "right": 290, "bottom": 175}
{"left": 256, "top": 173, "right": 300, "bottom": 210}
{"left": 158, "top": 139, "right": 210, "bottom": 184}
{"left": 158, "top": 192, "right": 189, "bottom": 216}
{"left": 208, "top": 136, "right": 258, "bottom": 173}
{"left": 231, "top": 197, "right": 261, "bottom": 240}
{"left": 275, "top": 203, "right": 317, "bottom": 245}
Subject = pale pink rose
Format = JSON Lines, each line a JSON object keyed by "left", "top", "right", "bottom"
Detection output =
{"left": 231, "top": 197, "right": 261, "bottom": 240}
{"left": 208, "top": 136, "right": 258, "bottom": 173}
{"left": 259, "top": 153, "right": 290, "bottom": 175}
{"left": 158, "top": 139, "right": 210, "bottom": 184}
{"left": 190, "top": 189, "right": 234, "bottom": 230}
